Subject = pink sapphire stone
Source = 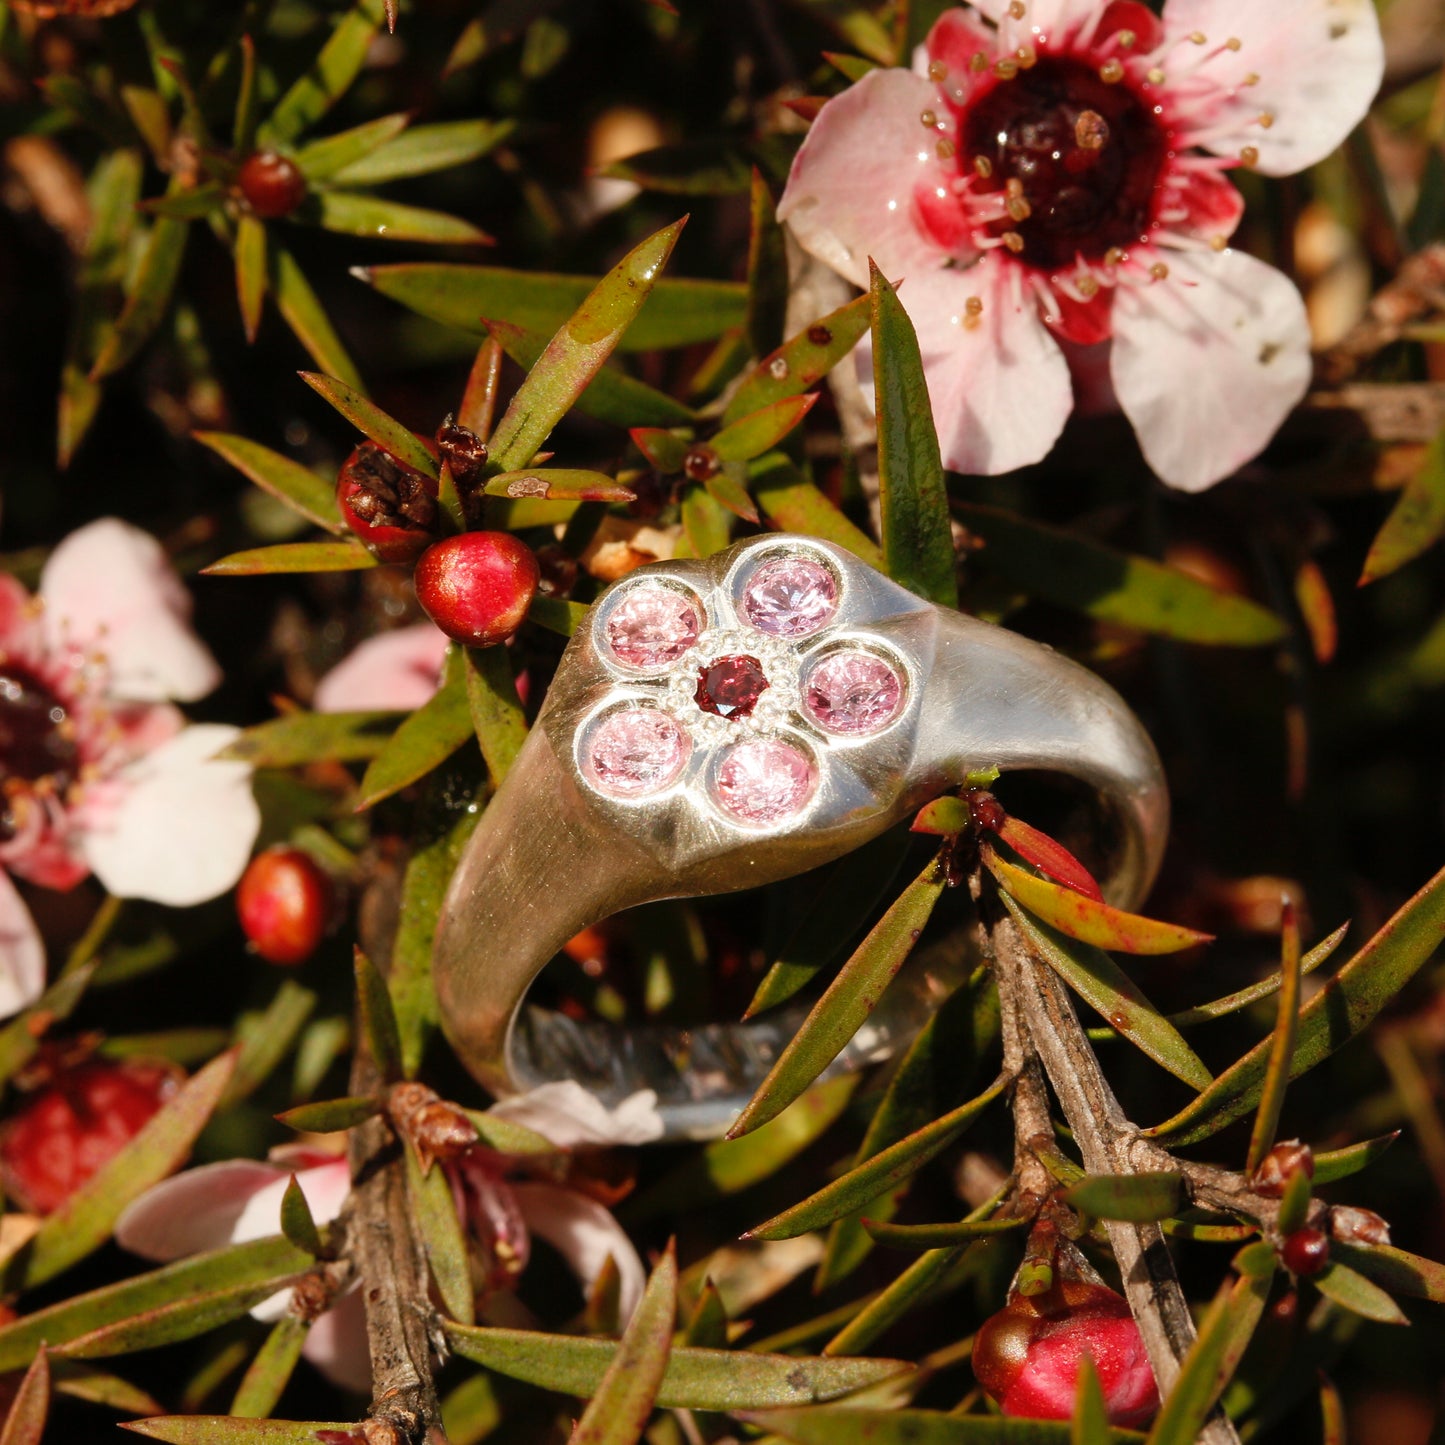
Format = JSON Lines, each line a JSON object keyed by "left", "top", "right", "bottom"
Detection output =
{"left": 742, "top": 556, "right": 838, "bottom": 638}
{"left": 695, "top": 654, "right": 769, "bottom": 720}
{"left": 805, "top": 652, "right": 903, "bottom": 734}
{"left": 584, "top": 710, "right": 689, "bottom": 797}
{"left": 605, "top": 585, "right": 701, "bottom": 669}
{"left": 714, "top": 739, "right": 815, "bottom": 824}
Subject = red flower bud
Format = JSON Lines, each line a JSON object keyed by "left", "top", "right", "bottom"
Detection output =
{"left": 1252, "top": 1139, "right": 1314, "bottom": 1197}
{"left": 237, "top": 151, "right": 308, "bottom": 219}
{"left": 1281, "top": 1227, "right": 1330, "bottom": 1277}
{"left": 0, "top": 1058, "right": 182, "bottom": 1214}
{"left": 973, "top": 1279, "right": 1159, "bottom": 1428}
{"left": 414, "top": 532, "right": 539, "bottom": 648}
{"left": 1329, "top": 1205, "right": 1390, "bottom": 1247}
{"left": 336, "top": 441, "right": 440, "bottom": 563}
{"left": 236, "top": 846, "right": 334, "bottom": 966}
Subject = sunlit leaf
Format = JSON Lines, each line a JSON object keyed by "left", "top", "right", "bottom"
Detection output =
{"left": 862, "top": 1215, "right": 1028, "bottom": 1249}
{"left": 713, "top": 394, "right": 819, "bottom": 463}
{"left": 466, "top": 645, "right": 528, "bottom": 783}
{"left": 308, "top": 189, "right": 491, "bottom": 246}
{"left": 194, "top": 432, "right": 344, "bottom": 534}
{"left": 1312, "top": 1133, "right": 1399, "bottom": 1185}
{"left": 743, "top": 1408, "right": 1143, "bottom": 1443}
{"left": 482, "top": 468, "right": 635, "bottom": 502}
{"left": 202, "top": 539, "right": 379, "bottom": 575}
{"left": 270, "top": 244, "right": 365, "bottom": 393}
{"left": 229, "top": 1317, "right": 308, "bottom": 1419}
{"left": 357, "top": 653, "right": 474, "bottom": 810}
{"left": 704, "top": 464, "right": 760, "bottom": 523}
{"left": 681, "top": 484, "right": 731, "bottom": 558}
{"left": 1165, "top": 923, "right": 1346, "bottom": 1029}
{"left": 1333, "top": 1241, "right": 1445, "bottom": 1303}
{"left": 300, "top": 372, "right": 438, "bottom": 477}
{"left": 220, "top": 711, "right": 397, "bottom": 767}
{"left": 995, "top": 815, "right": 1103, "bottom": 902}
{"left": 234, "top": 214, "right": 267, "bottom": 344}
{"left": 1359, "top": 428, "right": 1445, "bottom": 584}
{"left": 329, "top": 117, "right": 516, "bottom": 185}
{"left": 354, "top": 947, "right": 402, "bottom": 1082}
{"left": 631, "top": 427, "right": 691, "bottom": 473}
{"left": 1063, "top": 1172, "right": 1183, "bottom": 1223}
{"left": 745, "top": 168, "right": 787, "bottom": 359}
{"left": 261, "top": 0, "right": 388, "bottom": 145}
{"left": 122, "top": 1420, "right": 366, "bottom": 1442}
{"left": 1245, "top": 904, "right": 1302, "bottom": 1174}
{"left": 0, "top": 1349, "right": 49, "bottom": 1445}
{"left": 275, "top": 1096, "right": 380, "bottom": 1133}
{"left": 1312, "top": 1262, "right": 1409, "bottom": 1324}
{"left": 752, "top": 453, "right": 883, "bottom": 567}
{"left": 292, "top": 112, "right": 411, "bottom": 181}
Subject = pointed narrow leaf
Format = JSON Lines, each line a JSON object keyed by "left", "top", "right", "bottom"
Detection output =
{"left": 751, "top": 453, "right": 883, "bottom": 567}
{"left": 862, "top": 1215, "right": 1027, "bottom": 1249}
{"left": 361, "top": 264, "right": 745, "bottom": 352}
{"left": 234, "top": 213, "right": 267, "bottom": 343}
{"left": 568, "top": 1243, "right": 675, "bottom": 1445}
{"left": 1166, "top": 923, "right": 1346, "bottom": 1028}
{"left": 684, "top": 1280, "right": 728, "bottom": 1348}
{"left": 1150, "top": 863, "right": 1445, "bottom": 1144}
{"left": 465, "top": 645, "right": 528, "bottom": 783}
{"left": 404, "top": 1137, "right": 474, "bottom": 1325}
{"left": 1311, "top": 1262, "right": 1409, "bottom": 1324}
{"left": 354, "top": 947, "right": 402, "bottom": 1082}
{"left": 276, "top": 1096, "right": 380, "bottom": 1133}
{"left": 728, "top": 850, "right": 949, "bottom": 1136}
{"left": 230, "top": 1317, "right": 309, "bottom": 1419}
{"left": 996, "top": 816, "right": 1104, "bottom": 902}
{"left": 704, "top": 464, "right": 760, "bottom": 523}
{"left": 202, "top": 540, "right": 378, "bottom": 575}
{"left": 870, "top": 265, "right": 956, "bottom": 608}
{"left": 482, "top": 468, "right": 635, "bottom": 502}
{"left": 956, "top": 503, "right": 1286, "bottom": 646}
{"left": 459, "top": 335, "right": 504, "bottom": 438}
{"left": 910, "top": 797, "right": 971, "bottom": 837}
{"left": 1333, "top": 1242, "right": 1445, "bottom": 1303}
{"left": 745, "top": 1074, "right": 1007, "bottom": 1240}
{"left": 631, "top": 427, "right": 690, "bottom": 473}
{"left": 292, "top": 112, "right": 411, "bottom": 181}
{"left": 356, "top": 654, "right": 473, "bottom": 810}
{"left": 271, "top": 245, "right": 365, "bottom": 392}
{"left": 462, "top": 1110, "right": 555, "bottom": 1158}
{"left": 0, "top": 1350, "right": 49, "bottom": 1445}
{"left": 1294, "top": 558, "right": 1338, "bottom": 664}
{"left": 300, "top": 373, "right": 437, "bottom": 477}
{"left": 444, "top": 1321, "right": 910, "bottom": 1410}
{"left": 1073, "top": 1353, "right": 1111, "bottom": 1445}
{"left": 50, "top": 1362, "right": 161, "bottom": 1416}
{"left": 1063, "top": 1172, "right": 1183, "bottom": 1223}
{"left": 4, "top": 1050, "right": 238, "bottom": 1290}
{"left": 528, "top": 595, "right": 589, "bottom": 637}
{"left": 681, "top": 485, "right": 731, "bottom": 558}
{"left": 221, "top": 712, "right": 396, "bottom": 767}
{"left": 1245, "top": 905, "right": 1302, "bottom": 1173}
{"left": 1313, "top": 1133, "right": 1398, "bottom": 1185}
{"left": 1002, "top": 897, "right": 1213, "bottom": 1092}
{"left": 278, "top": 1177, "right": 323, "bottom": 1258}
{"left": 712, "top": 394, "right": 819, "bottom": 463}
{"left": 194, "top": 432, "right": 343, "bottom": 533}
{"left": 744, "top": 1408, "right": 1142, "bottom": 1443}
{"left": 744, "top": 168, "right": 787, "bottom": 358}
{"left": 1144, "top": 1269, "right": 1272, "bottom": 1445}
{"left": 122, "top": 1419, "right": 362, "bottom": 1442}
{"left": 224, "top": 980, "right": 317, "bottom": 1107}
{"left": 90, "top": 212, "right": 189, "bottom": 380}
{"left": 489, "top": 219, "right": 687, "bottom": 470}
{"left": 1359, "top": 427, "right": 1445, "bottom": 584}
{"left": 986, "top": 848, "right": 1211, "bottom": 955}
{"left": 261, "top": 0, "right": 388, "bottom": 145}
{"left": 308, "top": 189, "right": 491, "bottom": 246}
{"left": 330, "top": 117, "right": 515, "bottom": 185}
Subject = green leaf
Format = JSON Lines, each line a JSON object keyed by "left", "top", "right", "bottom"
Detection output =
{"left": 751, "top": 453, "right": 883, "bottom": 568}
{"left": 567, "top": 1242, "right": 674, "bottom": 1445}
{"left": 527, "top": 595, "right": 589, "bottom": 637}
{"left": 488, "top": 219, "right": 687, "bottom": 472}
{"left": 275, "top": 1096, "right": 380, "bottom": 1133}
{"left": 1333, "top": 1242, "right": 1445, "bottom": 1303}
{"left": 1143, "top": 1270, "right": 1272, "bottom": 1445}
{"left": 871, "top": 265, "right": 956, "bottom": 608}
{"left": 0, "top": 1237, "right": 312, "bottom": 1371}
{"left": 631, "top": 427, "right": 691, "bottom": 472}
{"left": 4, "top": 1050, "right": 238, "bottom": 1291}
{"left": 598, "top": 138, "right": 795, "bottom": 196}
{"left": 220, "top": 711, "right": 397, "bottom": 767}
{"left": 744, "top": 1408, "right": 1144, "bottom": 1443}
{"left": 329, "top": 117, "right": 516, "bottom": 185}
{"left": 986, "top": 849, "right": 1213, "bottom": 956}
{"left": 1063, "top": 1172, "right": 1184, "bottom": 1223}
{"left": 229, "top": 1318, "right": 309, "bottom": 1419}
{"left": 291, "top": 112, "right": 412, "bottom": 181}
{"left": 862, "top": 1215, "right": 1029, "bottom": 1249}
{"left": 745, "top": 1074, "right": 1007, "bottom": 1241}
{"left": 1003, "top": 897, "right": 1213, "bottom": 1093}
{"left": 909, "top": 796, "right": 972, "bottom": 837}
{"left": 0, "top": 964, "right": 97, "bottom": 1088}
{"left": 354, "top": 947, "right": 403, "bottom": 1082}
{"left": 712, "top": 394, "right": 819, "bottom": 464}
{"left": 795, "top": 0, "right": 896, "bottom": 60}
{"left": 90, "top": 211, "right": 189, "bottom": 381}
{"left": 1313, "top": 1261, "right": 1409, "bottom": 1324}
{"left": 194, "top": 432, "right": 344, "bottom": 534}
{"left": 1150, "top": 863, "right": 1445, "bottom": 1144}
{"left": 1072, "top": 1352, "right": 1111, "bottom": 1445}
{"left": 224, "top": 980, "right": 317, "bottom": 1107}
{"left": 261, "top": 0, "right": 388, "bottom": 145}
{"left": 466, "top": 645, "right": 528, "bottom": 783}
{"left": 482, "top": 468, "right": 635, "bottom": 502}
{"left": 276, "top": 1177, "right": 323, "bottom": 1259}
{"left": 122, "top": 1421, "right": 366, "bottom": 1443}
{"left": 201, "top": 539, "right": 379, "bottom": 575}
{"left": 404, "top": 1136, "right": 475, "bottom": 1325}
{"left": 234, "top": 213, "right": 267, "bottom": 344}
{"left": 724, "top": 293, "right": 872, "bottom": 424}
{"left": 300, "top": 372, "right": 438, "bottom": 477}
{"left": 681, "top": 484, "right": 731, "bottom": 558}
{"left": 704, "top": 464, "right": 759, "bottom": 523}
{"left": 745, "top": 168, "right": 788, "bottom": 359}
{"left": 0, "top": 1349, "right": 50, "bottom": 1445}
{"left": 51, "top": 1362, "right": 162, "bottom": 1417}
{"left": 445, "top": 1321, "right": 911, "bottom": 1411}
{"left": 727, "top": 849, "right": 950, "bottom": 1137}
{"left": 956, "top": 504, "right": 1288, "bottom": 646}
{"left": 1359, "top": 428, "right": 1445, "bottom": 583}
{"left": 1245, "top": 906, "right": 1302, "bottom": 1174}
{"left": 360, "top": 264, "right": 746, "bottom": 352}
{"left": 357, "top": 653, "right": 474, "bottom": 810}
{"left": 308, "top": 189, "right": 491, "bottom": 246}
{"left": 270, "top": 244, "right": 365, "bottom": 393}
{"left": 684, "top": 1280, "right": 729, "bottom": 1349}
{"left": 462, "top": 1109, "right": 556, "bottom": 1158}
{"left": 1313, "top": 1133, "right": 1399, "bottom": 1185}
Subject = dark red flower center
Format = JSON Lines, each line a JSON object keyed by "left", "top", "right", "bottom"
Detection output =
{"left": 0, "top": 664, "right": 76, "bottom": 787}
{"left": 961, "top": 57, "right": 1169, "bottom": 271}
{"left": 695, "top": 655, "right": 769, "bottom": 720}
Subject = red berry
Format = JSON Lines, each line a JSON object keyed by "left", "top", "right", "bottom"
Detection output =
{"left": 973, "top": 1279, "right": 1159, "bottom": 1428}
{"left": 236, "top": 846, "right": 334, "bottom": 965}
{"left": 414, "top": 532, "right": 539, "bottom": 647}
{"left": 237, "top": 151, "right": 308, "bottom": 219}
{"left": 0, "top": 1058, "right": 182, "bottom": 1215}
{"left": 336, "top": 441, "right": 440, "bottom": 563}
{"left": 1281, "top": 1227, "right": 1330, "bottom": 1277}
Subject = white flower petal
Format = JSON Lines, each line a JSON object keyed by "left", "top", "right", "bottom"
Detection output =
{"left": 313, "top": 624, "right": 451, "bottom": 714}
{"left": 0, "top": 874, "right": 45, "bottom": 1020}
{"left": 301, "top": 1286, "right": 372, "bottom": 1392}
{"left": 510, "top": 1182, "right": 647, "bottom": 1325}
{"left": 1111, "top": 248, "right": 1312, "bottom": 491}
{"left": 40, "top": 519, "right": 221, "bottom": 704}
{"left": 778, "top": 67, "right": 949, "bottom": 292}
{"left": 1163, "top": 0, "right": 1383, "bottom": 175}
{"left": 115, "top": 1160, "right": 292, "bottom": 1262}
{"left": 83, "top": 724, "right": 260, "bottom": 907}
{"left": 489, "top": 1083, "right": 664, "bottom": 1149}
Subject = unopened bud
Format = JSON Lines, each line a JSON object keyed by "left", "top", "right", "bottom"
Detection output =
{"left": 388, "top": 1081, "right": 479, "bottom": 1173}
{"left": 1330, "top": 1205, "right": 1391, "bottom": 1247}
{"left": 1253, "top": 1139, "right": 1314, "bottom": 1197}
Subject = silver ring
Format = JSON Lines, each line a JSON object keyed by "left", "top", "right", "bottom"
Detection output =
{"left": 433, "top": 534, "right": 1167, "bottom": 1140}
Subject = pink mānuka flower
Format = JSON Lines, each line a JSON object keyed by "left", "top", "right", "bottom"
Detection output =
{"left": 777, "top": 0, "right": 1383, "bottom": 490}
{"left": 0, "top": 519, "right": 260, "bottom": 1015}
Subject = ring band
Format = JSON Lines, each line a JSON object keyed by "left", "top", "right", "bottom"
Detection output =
{"left": 434, "top": 534, "right": 1168, "bottom": 1140}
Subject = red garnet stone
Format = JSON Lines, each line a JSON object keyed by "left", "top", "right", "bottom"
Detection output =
{"left": 695, "top": 655, "right": 769, "bottom": 720}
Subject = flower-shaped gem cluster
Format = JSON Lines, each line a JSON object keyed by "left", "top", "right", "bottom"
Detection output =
{"left": 578, "top": 547, "right": 908, "bottom": 827}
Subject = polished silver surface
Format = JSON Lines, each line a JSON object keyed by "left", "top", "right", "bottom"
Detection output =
{"left": 433, "top": 534, "right": 1169, "bottom": 1140}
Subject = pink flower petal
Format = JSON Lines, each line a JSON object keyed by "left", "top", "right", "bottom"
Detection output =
{"left": 778, "top": 67, "right": 950, "bottom": 292}
{"left": 921, "top": 7, "right": 999, "bottom": 78}
{"left": 1162, "top": 0, "right": 1383, "bottom": 176}
{"left": 82, "top": 724, "right": 260, "bottom": 907}
{"left": 115, "top": 1159, "right": 292, "bottom": 1261}
{"left": 313, "top": 624, "right": 451, "bottom": 714}
{"left": 1110, "top": 247, "right": 1311, "bottom": 491}
{"left": 0, "top": 575, "right": 31, "bottom": 638}
{"left": 301, "top": 1285, "right": 372, "bottom": 1393}
{"left": 489, "top": 1083, "right": 664, "bottom": 1149}
{"left": 0, "top": 873, "right": 45, "bottom": 1020}
{"left": 510, "top": 1182, "right": 647, "bottom": 1325}
{"left": 39, "top": 519, "right": 221, "bottom": 704}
